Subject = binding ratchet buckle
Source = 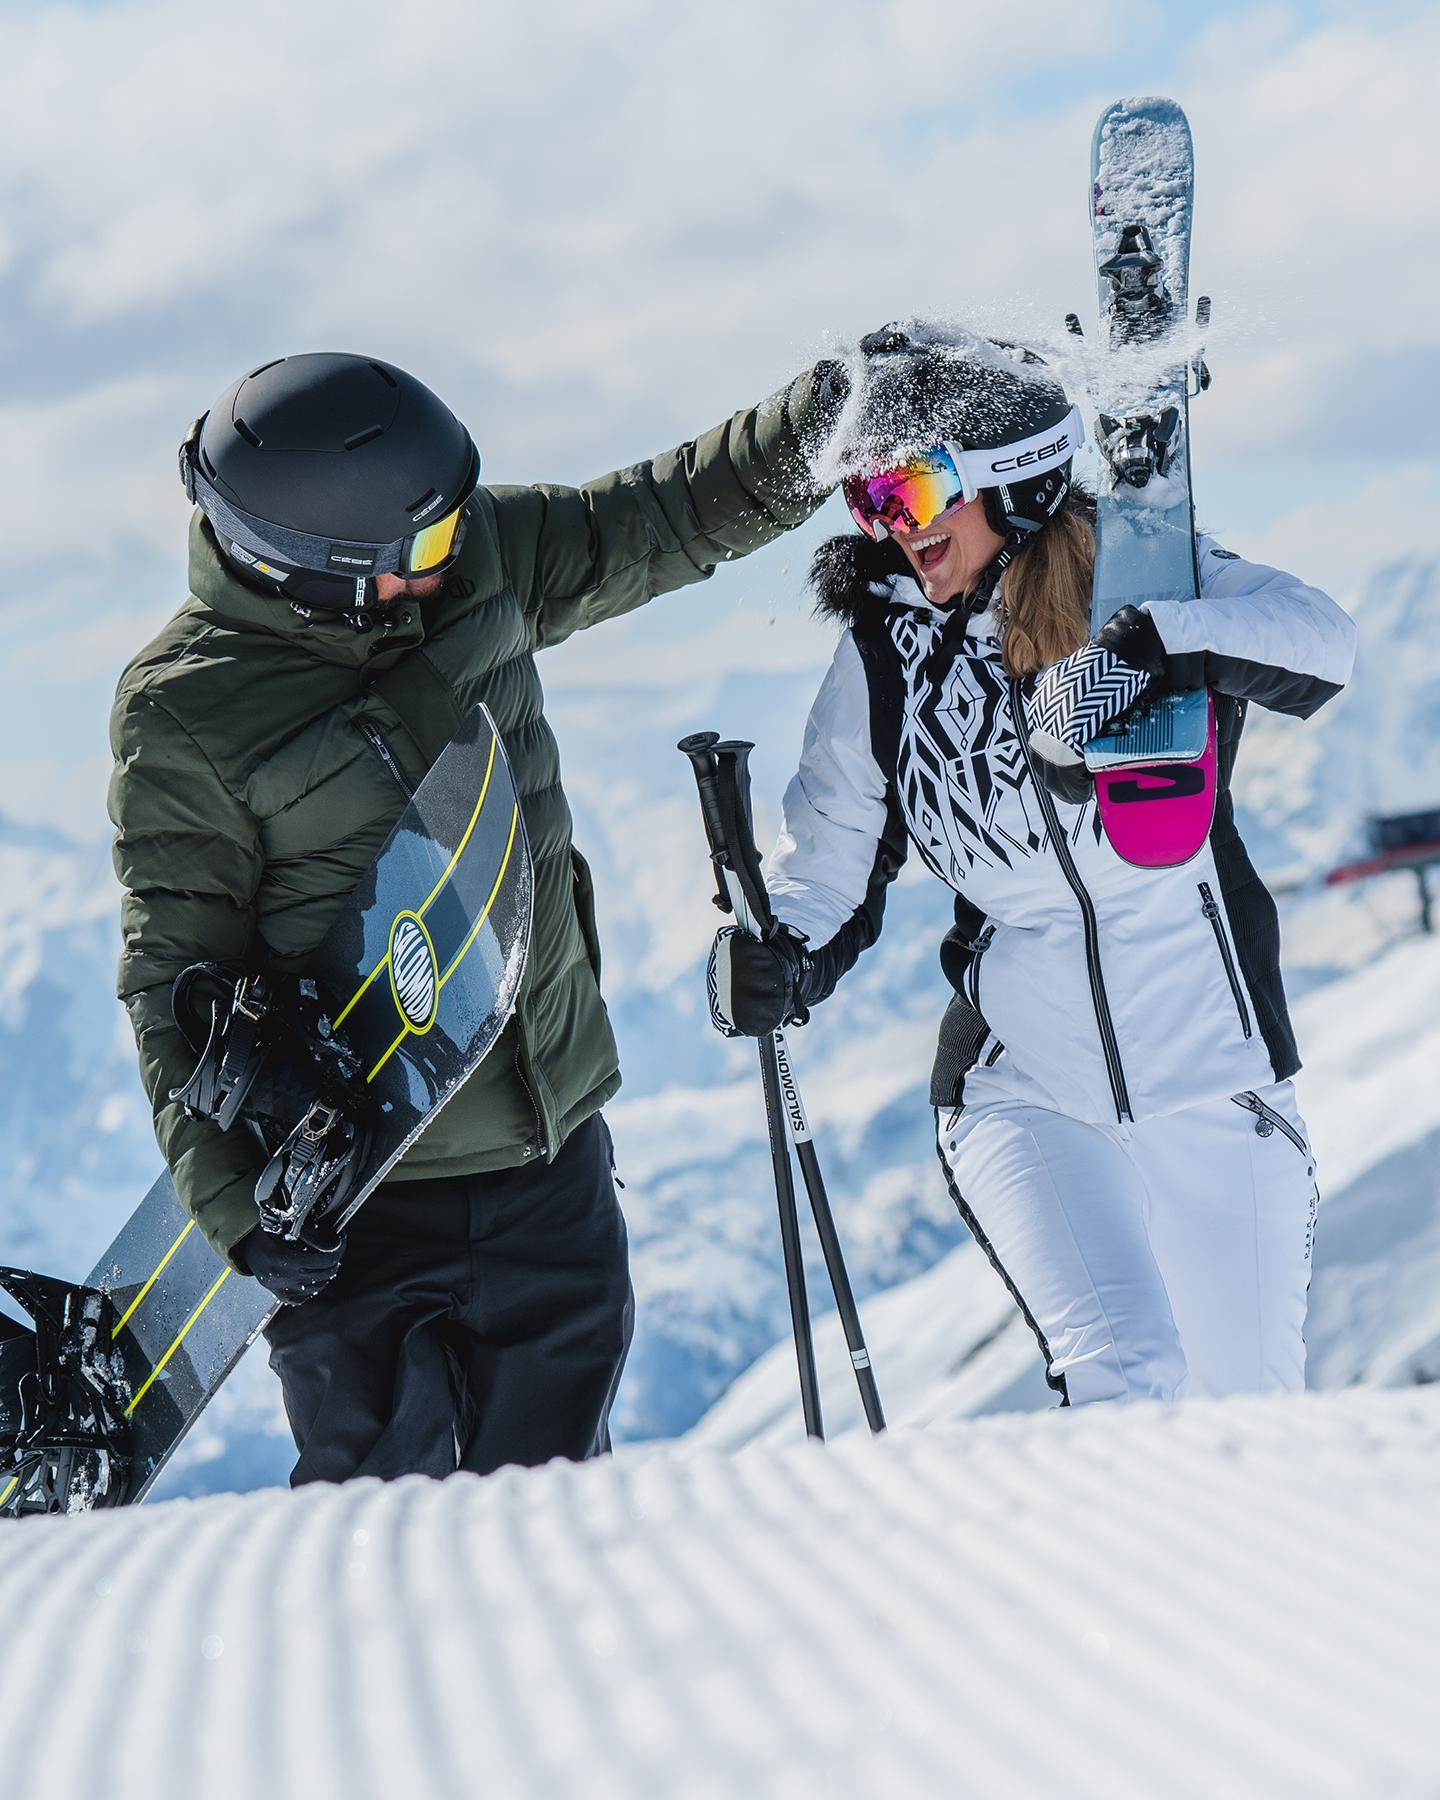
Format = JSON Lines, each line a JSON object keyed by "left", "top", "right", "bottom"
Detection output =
{"left": 253, "top": 1100, "right": 365, "bottom": 1243}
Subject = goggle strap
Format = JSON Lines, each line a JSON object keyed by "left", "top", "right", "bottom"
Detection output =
{"left": 188, "top": 463, "right": 469, "bottom": 581}
{"left": 943, "top": 405, "right": 1086, "bottom": 500}
{"left": 178, "top": 414, "right": 207, "bottom": 504}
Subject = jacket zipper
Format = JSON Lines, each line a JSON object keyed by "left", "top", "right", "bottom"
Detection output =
{"left": 1198, "top": 882, "right": 1252, "bottom": 1039}
{"left": 1232, "top": 1090, "right": 1308, "bottom": 1156}
{"left": 1012, "top": 681, "right": 1133, "bottom": 1123}
{"left": 513, "top": 1038, "right": 547, "bottom": 1161}
{"left": 966, "top": 925, "right": 995, "bottom": 1013}
{"left": 357, "top": 719, "right": 415, "bottom": 800}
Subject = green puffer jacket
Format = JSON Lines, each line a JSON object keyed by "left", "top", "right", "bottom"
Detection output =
{"left": 110, "top": 368, "right": 832, "bottom": 1264}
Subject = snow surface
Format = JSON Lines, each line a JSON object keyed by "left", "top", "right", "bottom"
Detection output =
{"left": 2, "top": 1389, "right": 1436, "bottom": 1800}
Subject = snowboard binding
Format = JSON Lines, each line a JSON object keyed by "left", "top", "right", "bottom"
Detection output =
{"left": 0, "top": 1268, "right": 133, "bottom": 1517}
{"left": 170, "top": 965, "right": 371, "bottom": 1243}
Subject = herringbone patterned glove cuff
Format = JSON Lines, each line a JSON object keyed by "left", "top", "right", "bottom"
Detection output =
{"left": 1026, "top": 641, "right": 1155, "bottom": 752}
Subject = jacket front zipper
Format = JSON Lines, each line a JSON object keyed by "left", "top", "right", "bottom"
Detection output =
{"left": 1199, "top": 882, "right": 1252, "bottom": 1039}
{"left": 1232, "top": 1090, "right": 1308, "bottom": 1156}
{"left": 1013, "top": 683, "right": 1133, "bottom": 1123}
{"left": 357, "top": 719, "right": 415, "bottom": 800}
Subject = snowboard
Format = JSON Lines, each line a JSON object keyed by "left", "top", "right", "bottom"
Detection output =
{"left": 0, "top": 704, "right": 532, "bottom": 1516}
{"left": 1081, "top": 95, "right": 1217, "bottom": 869}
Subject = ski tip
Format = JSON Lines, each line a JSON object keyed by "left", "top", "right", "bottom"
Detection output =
{"left": 1106, "top": 94, "right": 1185, "bottom": 116}
{"left": 1096, "top": 95, "right": 1192, "bottom": 142}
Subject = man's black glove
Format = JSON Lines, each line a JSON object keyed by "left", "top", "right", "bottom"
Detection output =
{"left": 809, "top": 358, "right": 851, "bottom": 438}
{"left": 235, "top": 1223, "right": 345, "bottom": 1305}
{"left": 707, "top": 924, "right": 815, "bottom": 1038}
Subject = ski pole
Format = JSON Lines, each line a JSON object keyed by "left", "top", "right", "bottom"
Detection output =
{"left": 679, "top": 734, "right": 885, "bottom": 1436}
{"left": 707, "top": 740, "right": 885, "bottom": 1435}
{"left": 680, "top": 732, "right": 823, "bottom": 1439}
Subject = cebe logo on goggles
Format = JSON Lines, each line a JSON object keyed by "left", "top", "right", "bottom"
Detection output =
{"left": 843, "top": 405, "right": 1086, "bottom": 541}
{"left": 178, "top": 417, "right": 477, "bottom": 584}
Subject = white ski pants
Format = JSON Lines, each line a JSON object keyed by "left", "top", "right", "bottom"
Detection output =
{"left": 936, "top": 1075, "right": 1319, "bottom": 1406}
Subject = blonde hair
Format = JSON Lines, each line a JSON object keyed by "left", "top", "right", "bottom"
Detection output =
{"left": 997, "top": 505, "right": 1095, "bottom": 679}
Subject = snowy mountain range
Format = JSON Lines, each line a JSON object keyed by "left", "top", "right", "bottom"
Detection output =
{"left": 0, "top": 548, "right": 1435, "bottom": 1496}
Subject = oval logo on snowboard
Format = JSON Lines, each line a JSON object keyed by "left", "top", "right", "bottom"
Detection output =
{"left": 388, "top": 913, "right": 438, "bottom": 1032}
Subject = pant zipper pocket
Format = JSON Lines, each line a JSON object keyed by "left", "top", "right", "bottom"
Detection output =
{"left": 1199, "top": 882, "right": 1252, "bottom": 1040}
{"left": 1232, "top": 1090, "right": 1309, "bottom": 1158}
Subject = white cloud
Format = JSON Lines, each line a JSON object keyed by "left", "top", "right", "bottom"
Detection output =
{"left": 0, "top": 374, "right": 190, "bottom": 576}
{"left": 0, "top": 3, "right": 1432, "bottom": 471}
{"left": 1240, "top": 459, "right": 1440, "bottom": 599}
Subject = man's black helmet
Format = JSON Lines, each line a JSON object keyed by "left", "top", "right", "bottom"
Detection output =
{"left": 180, "top": 352, "right": 480, "bottom": 612}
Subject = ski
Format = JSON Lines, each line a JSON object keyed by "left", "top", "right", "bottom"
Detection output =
{"left": 0, "top": 705, "right": 532, "bottom": 1516}
{"left": 1081, "top": 96, "right": 1217, "bottom": 869}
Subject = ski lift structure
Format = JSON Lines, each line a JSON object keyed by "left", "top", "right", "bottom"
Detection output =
{"left": 1324, "top": 807, "right": 1440, "bottom": 934}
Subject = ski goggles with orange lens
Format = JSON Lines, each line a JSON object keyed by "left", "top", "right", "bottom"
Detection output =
{"left": 843, "top": 406, "right": 1086, "bottom": 541}
{"left": 404, "top": 504, "right": 466, "bottom": 574}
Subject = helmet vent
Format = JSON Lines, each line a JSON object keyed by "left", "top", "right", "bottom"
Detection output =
{"left": 369, "top": 362, "right": 399, "bottom": 388}
{"left": 344, "top": 426, "right": 384, "bottom": 450}
{"left": 406, "top": 487, "right": 439, "bottom": 513}
{"left": 234, "top": 418, "right": 263, "bottom": 449}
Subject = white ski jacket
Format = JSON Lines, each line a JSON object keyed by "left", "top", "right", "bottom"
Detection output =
{"left": 765, "top": 536, "right": 1356, "bottom": 1125}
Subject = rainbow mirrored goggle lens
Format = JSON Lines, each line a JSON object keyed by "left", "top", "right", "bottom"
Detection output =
{"left": 842, "top": 447, "right": 969, "bottom": 541}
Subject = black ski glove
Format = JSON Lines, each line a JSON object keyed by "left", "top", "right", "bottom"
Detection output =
{"left": 1029, "top": 738, "right": 1096, "bottom": 806}
{"left": 708, "top": 924, "right": 815, "bottom": 1038}
{"left": 1093, "top": 604, "right": 1171, "bottom": 680}
{"left": 235, "top": 1224, "right": 345, "bottom": 1305}
{"left": 808, "top": 358, "right": 851, "bottom": 437}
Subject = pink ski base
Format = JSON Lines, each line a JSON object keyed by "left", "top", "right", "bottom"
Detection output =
{"left": 1094, "top": 698, "right": 1218, "bottom": 869}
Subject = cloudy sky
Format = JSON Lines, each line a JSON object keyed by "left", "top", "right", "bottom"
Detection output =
{"left": 0, "top": 0, "right": 1435, "bottom": 837}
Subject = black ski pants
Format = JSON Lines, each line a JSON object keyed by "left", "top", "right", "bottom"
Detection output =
{"left": 263, "top": 1113, "right": 633, "bottom": 1486}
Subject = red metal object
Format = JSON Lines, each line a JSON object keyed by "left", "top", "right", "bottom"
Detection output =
{"left": 1324, "top": 842, "right": 1440, "bottom": 886}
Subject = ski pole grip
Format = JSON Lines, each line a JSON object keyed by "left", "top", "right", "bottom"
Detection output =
{"left": 677, "top": 730, "right": 727, "bottom": 850}
{"left": 677, "top": 732, "right": 734, "bottom": 911}
{"left": 708, "top": 741, "right": 776, "bottom": 937}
